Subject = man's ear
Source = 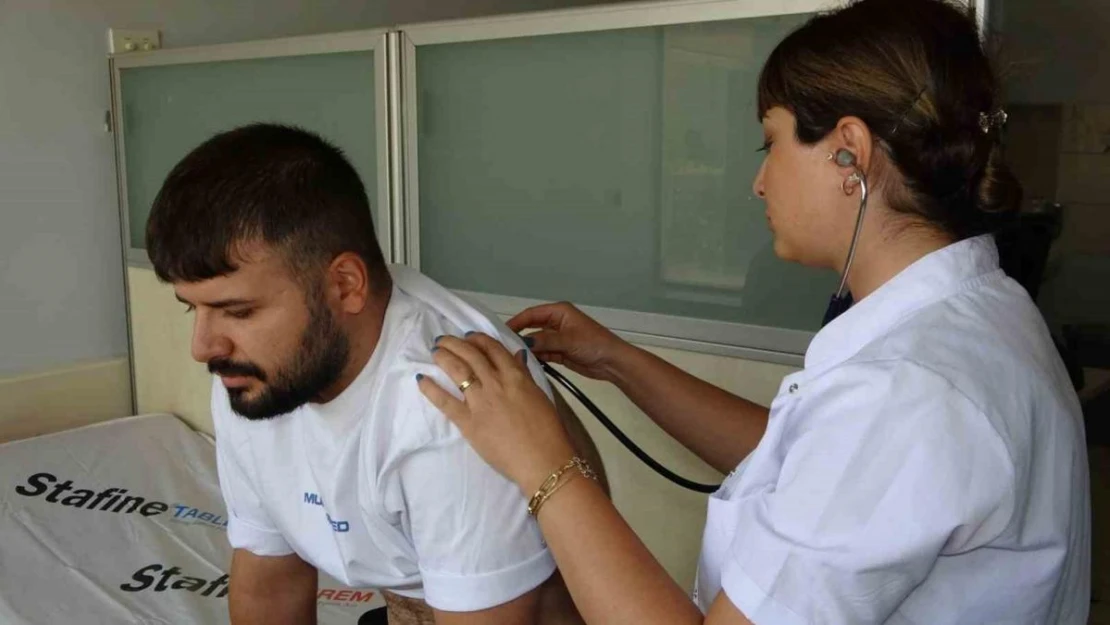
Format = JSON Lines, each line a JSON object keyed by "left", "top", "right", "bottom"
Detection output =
{"left": 328, "top": 252, "right": 370, "bottom": 315}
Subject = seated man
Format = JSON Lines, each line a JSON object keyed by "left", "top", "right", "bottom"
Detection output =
{"left": 145, "top": 123, "right": 606, "bottom": 625}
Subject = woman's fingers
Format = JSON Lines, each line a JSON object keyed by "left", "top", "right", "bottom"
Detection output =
{"left": 419, "top": 332, "right": 580, "bottom": 490}
{"left": 416, "top": 374, "right": 470, "bottom": 428}
{"left": 464, "top": 332, "right": 521, "bottom": 374}
{"left": 531, "top": 350, "right": 563, "bottom": 365}
{"left": 431, "top": 339, "right": 481, "bottom": 387}
{"left": 507, "top": 302, "right": 571, "bottom": 334}
{"left": 434, "top": 335, "right": 495, "bottom": 383}
{"left": 521, "top": 329, "right": 568, "bottom": 356}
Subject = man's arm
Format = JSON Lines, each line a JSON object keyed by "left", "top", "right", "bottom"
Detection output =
{"left": 433, "top": 571, "right": 586, "bottom": 625}
{"left": 229, "top": 549, "right": 318, "bottom": 625}
{"left": 384, "top": 392, "right": 594, "bottom": 625}
{"left": 431, "top": 586, "right": 540, "bottom": 625}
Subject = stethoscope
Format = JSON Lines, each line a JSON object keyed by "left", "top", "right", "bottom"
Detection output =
{"left": 822, "top": 148, "right": 869, "bottom": 327}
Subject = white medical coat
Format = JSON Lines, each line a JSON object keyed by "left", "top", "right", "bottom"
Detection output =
{"left": 697, "top": 235, "right": 1090, "bottom": 624}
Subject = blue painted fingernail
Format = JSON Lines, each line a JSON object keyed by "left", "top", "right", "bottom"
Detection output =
{"left": 431, "top": 346, "right": 440, "bottom": 353}
{"left": 415, "top": 373, "right": 424, "bottom": 381}
{"left": 523, "top": 336, "right": 535, "bottom": 348}
{"left": 434, "top": 335, "right": 445, "bottom": 343}
{"left": 464, "top": 331, "right": 476, "bottom": 337}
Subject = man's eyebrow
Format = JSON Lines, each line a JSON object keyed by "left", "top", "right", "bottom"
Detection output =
{"left": 174, "top": 294, "right": 255, "bottom": 309}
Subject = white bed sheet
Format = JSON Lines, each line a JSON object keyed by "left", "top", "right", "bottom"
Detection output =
{"left": 0, "top": 413, "right": 386, "bottom": 624}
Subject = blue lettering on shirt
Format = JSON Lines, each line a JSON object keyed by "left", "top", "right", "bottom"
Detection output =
{"left": 303, "top": 493, "right": 347, "bottom": 531}
{"left": 327, "top": 513, "right": 349, "bottom": 533}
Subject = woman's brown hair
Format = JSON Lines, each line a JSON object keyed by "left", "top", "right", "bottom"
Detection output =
{"left": 758, "top": 0, "right": 1021, "bottom": 239}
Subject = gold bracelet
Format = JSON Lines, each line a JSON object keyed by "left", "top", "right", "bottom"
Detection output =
{"left": 527, "top": 459, "right": 576, "bottom": 515}
{"left": 531, "top": 470, "right": 579, "bottom": 517}
{"left": 528, "top": 457, "right": 597, "bottom": 517}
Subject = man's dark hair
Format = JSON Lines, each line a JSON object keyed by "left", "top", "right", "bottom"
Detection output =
{"left": 146, "top": 123, "right": 390, "bottom": 292}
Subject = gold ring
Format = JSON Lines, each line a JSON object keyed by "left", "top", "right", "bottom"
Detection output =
{"left": 458, "top": 377, "right": 478, "bottom": 393}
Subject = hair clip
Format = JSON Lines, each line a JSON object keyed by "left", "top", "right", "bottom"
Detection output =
{"left": 979, "top": 109, "right": 1008, "bottom": 134}
{"left": 890, "top": 86, "right": 928, "bottom": 137}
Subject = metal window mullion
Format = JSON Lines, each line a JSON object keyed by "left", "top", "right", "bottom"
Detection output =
{"left": 402, "top": 0, "right": 835, "bottom": 45}
{"left": 400, "top": 33, "right": 421, "bottom": 270}
{"left": 385, "top": 31, "right": 408, "bottom": 266}
{"left": 373, "top": 33, "right": 393, "bottom": 262}
{"left": 109, "top": 57, "right": 139, "bottom": 415}
{"left": 111, "top": 29, "right": 386, "bottom": 69}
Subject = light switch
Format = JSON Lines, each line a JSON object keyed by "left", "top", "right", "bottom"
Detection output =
{"left": 108, "top": 28, "right": 162, "bottom": 55}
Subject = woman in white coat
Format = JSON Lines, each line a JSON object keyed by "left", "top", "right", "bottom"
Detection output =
{"left": 417, "top": 0, "right": 1091, "bottom": 622}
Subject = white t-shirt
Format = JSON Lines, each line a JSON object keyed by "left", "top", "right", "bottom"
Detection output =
{"left": 212, "top": 265, "right": 556, "bottom": 613}
{"left": 697, "top": 235, "right": 1090, "bottom": 624}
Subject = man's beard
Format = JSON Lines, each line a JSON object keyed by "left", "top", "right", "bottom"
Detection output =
{"left": 208, "top": 296, "right": 350, "bottom": 421}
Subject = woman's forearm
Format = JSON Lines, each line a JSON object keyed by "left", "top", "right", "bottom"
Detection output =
{"left": 533, "top": 476, "right": 704, "bottom": 625}
{"left": 604, "top": 343, "right": 768, "bottom": 473}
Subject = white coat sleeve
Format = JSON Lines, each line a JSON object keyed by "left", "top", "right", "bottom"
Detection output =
{"left": 719, "top": 361, "right": 1015, "bottom": 624}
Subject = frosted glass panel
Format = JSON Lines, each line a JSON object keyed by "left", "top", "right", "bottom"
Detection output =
{"left": 121, "top": 51, "right": 377, "bottom": 250}
{"left": 417, "top": 17, "right": 836, "bottom": 332}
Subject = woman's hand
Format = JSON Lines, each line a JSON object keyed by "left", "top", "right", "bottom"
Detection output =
{"left": 508, "top": 302, "right": 631, "bottom": 383}
{"left": 417, "top": 333, "right": 577, "bottom": 494}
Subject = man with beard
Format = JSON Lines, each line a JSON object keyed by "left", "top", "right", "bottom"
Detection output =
{"left": 145, "top": 124, "right": 604, "bottom": 625}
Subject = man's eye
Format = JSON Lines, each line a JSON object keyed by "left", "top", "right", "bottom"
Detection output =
{"left": 225, "top": 309, "right": 254, "bottom": 320}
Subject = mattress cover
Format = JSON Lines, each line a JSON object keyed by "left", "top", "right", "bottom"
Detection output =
{"left": 0, "top": 413, "right": 385, "bottom": 624}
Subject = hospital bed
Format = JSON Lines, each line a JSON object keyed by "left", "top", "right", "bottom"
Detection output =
{"left": 0, "top": 412, "right": 387, "bottom": 624}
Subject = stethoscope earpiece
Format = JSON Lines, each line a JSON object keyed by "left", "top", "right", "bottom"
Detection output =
{"left": 833, "top": 148, "right": 857, "bottom": 168}
{"left": 822, "top": 148, "right": 870, "bottom": 327}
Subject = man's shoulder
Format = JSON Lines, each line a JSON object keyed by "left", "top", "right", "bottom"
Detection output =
{"left": 362, "top": 285, "right": 550, "bottom": 461}
{"left": 355, "top": 303, "right": 464, "bottom": 459}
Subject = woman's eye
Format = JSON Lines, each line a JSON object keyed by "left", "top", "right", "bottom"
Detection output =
{"left": 183, "top": 305, "right": 195, "bottom": 314}
{"left": 756, "top": 140, "right": 773, "bottom": 153}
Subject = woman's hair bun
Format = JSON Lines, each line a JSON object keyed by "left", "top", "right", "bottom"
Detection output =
{"left": 976, "top": 144, "right": 1023, "bottom": 226}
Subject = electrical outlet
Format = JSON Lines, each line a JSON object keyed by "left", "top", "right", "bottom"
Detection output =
{"left": 108, "top": 28, "right": 161, "bottom": 54}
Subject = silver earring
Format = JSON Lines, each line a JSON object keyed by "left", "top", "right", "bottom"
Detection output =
{"left": 843, "top": 172, "right": 861, "bottom": 195}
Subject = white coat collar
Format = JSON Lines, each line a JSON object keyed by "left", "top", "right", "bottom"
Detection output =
{"left": 803, "top": 234, "right": 1006, "bottom": 375}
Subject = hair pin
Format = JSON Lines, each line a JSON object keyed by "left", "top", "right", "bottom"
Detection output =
{"left": 890, "top": 86, "right": 928, "bottom": 137}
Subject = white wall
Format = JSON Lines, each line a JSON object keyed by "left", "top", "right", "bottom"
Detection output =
{"left": 0, "top": 0, "right": 634, "bottom": 379}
